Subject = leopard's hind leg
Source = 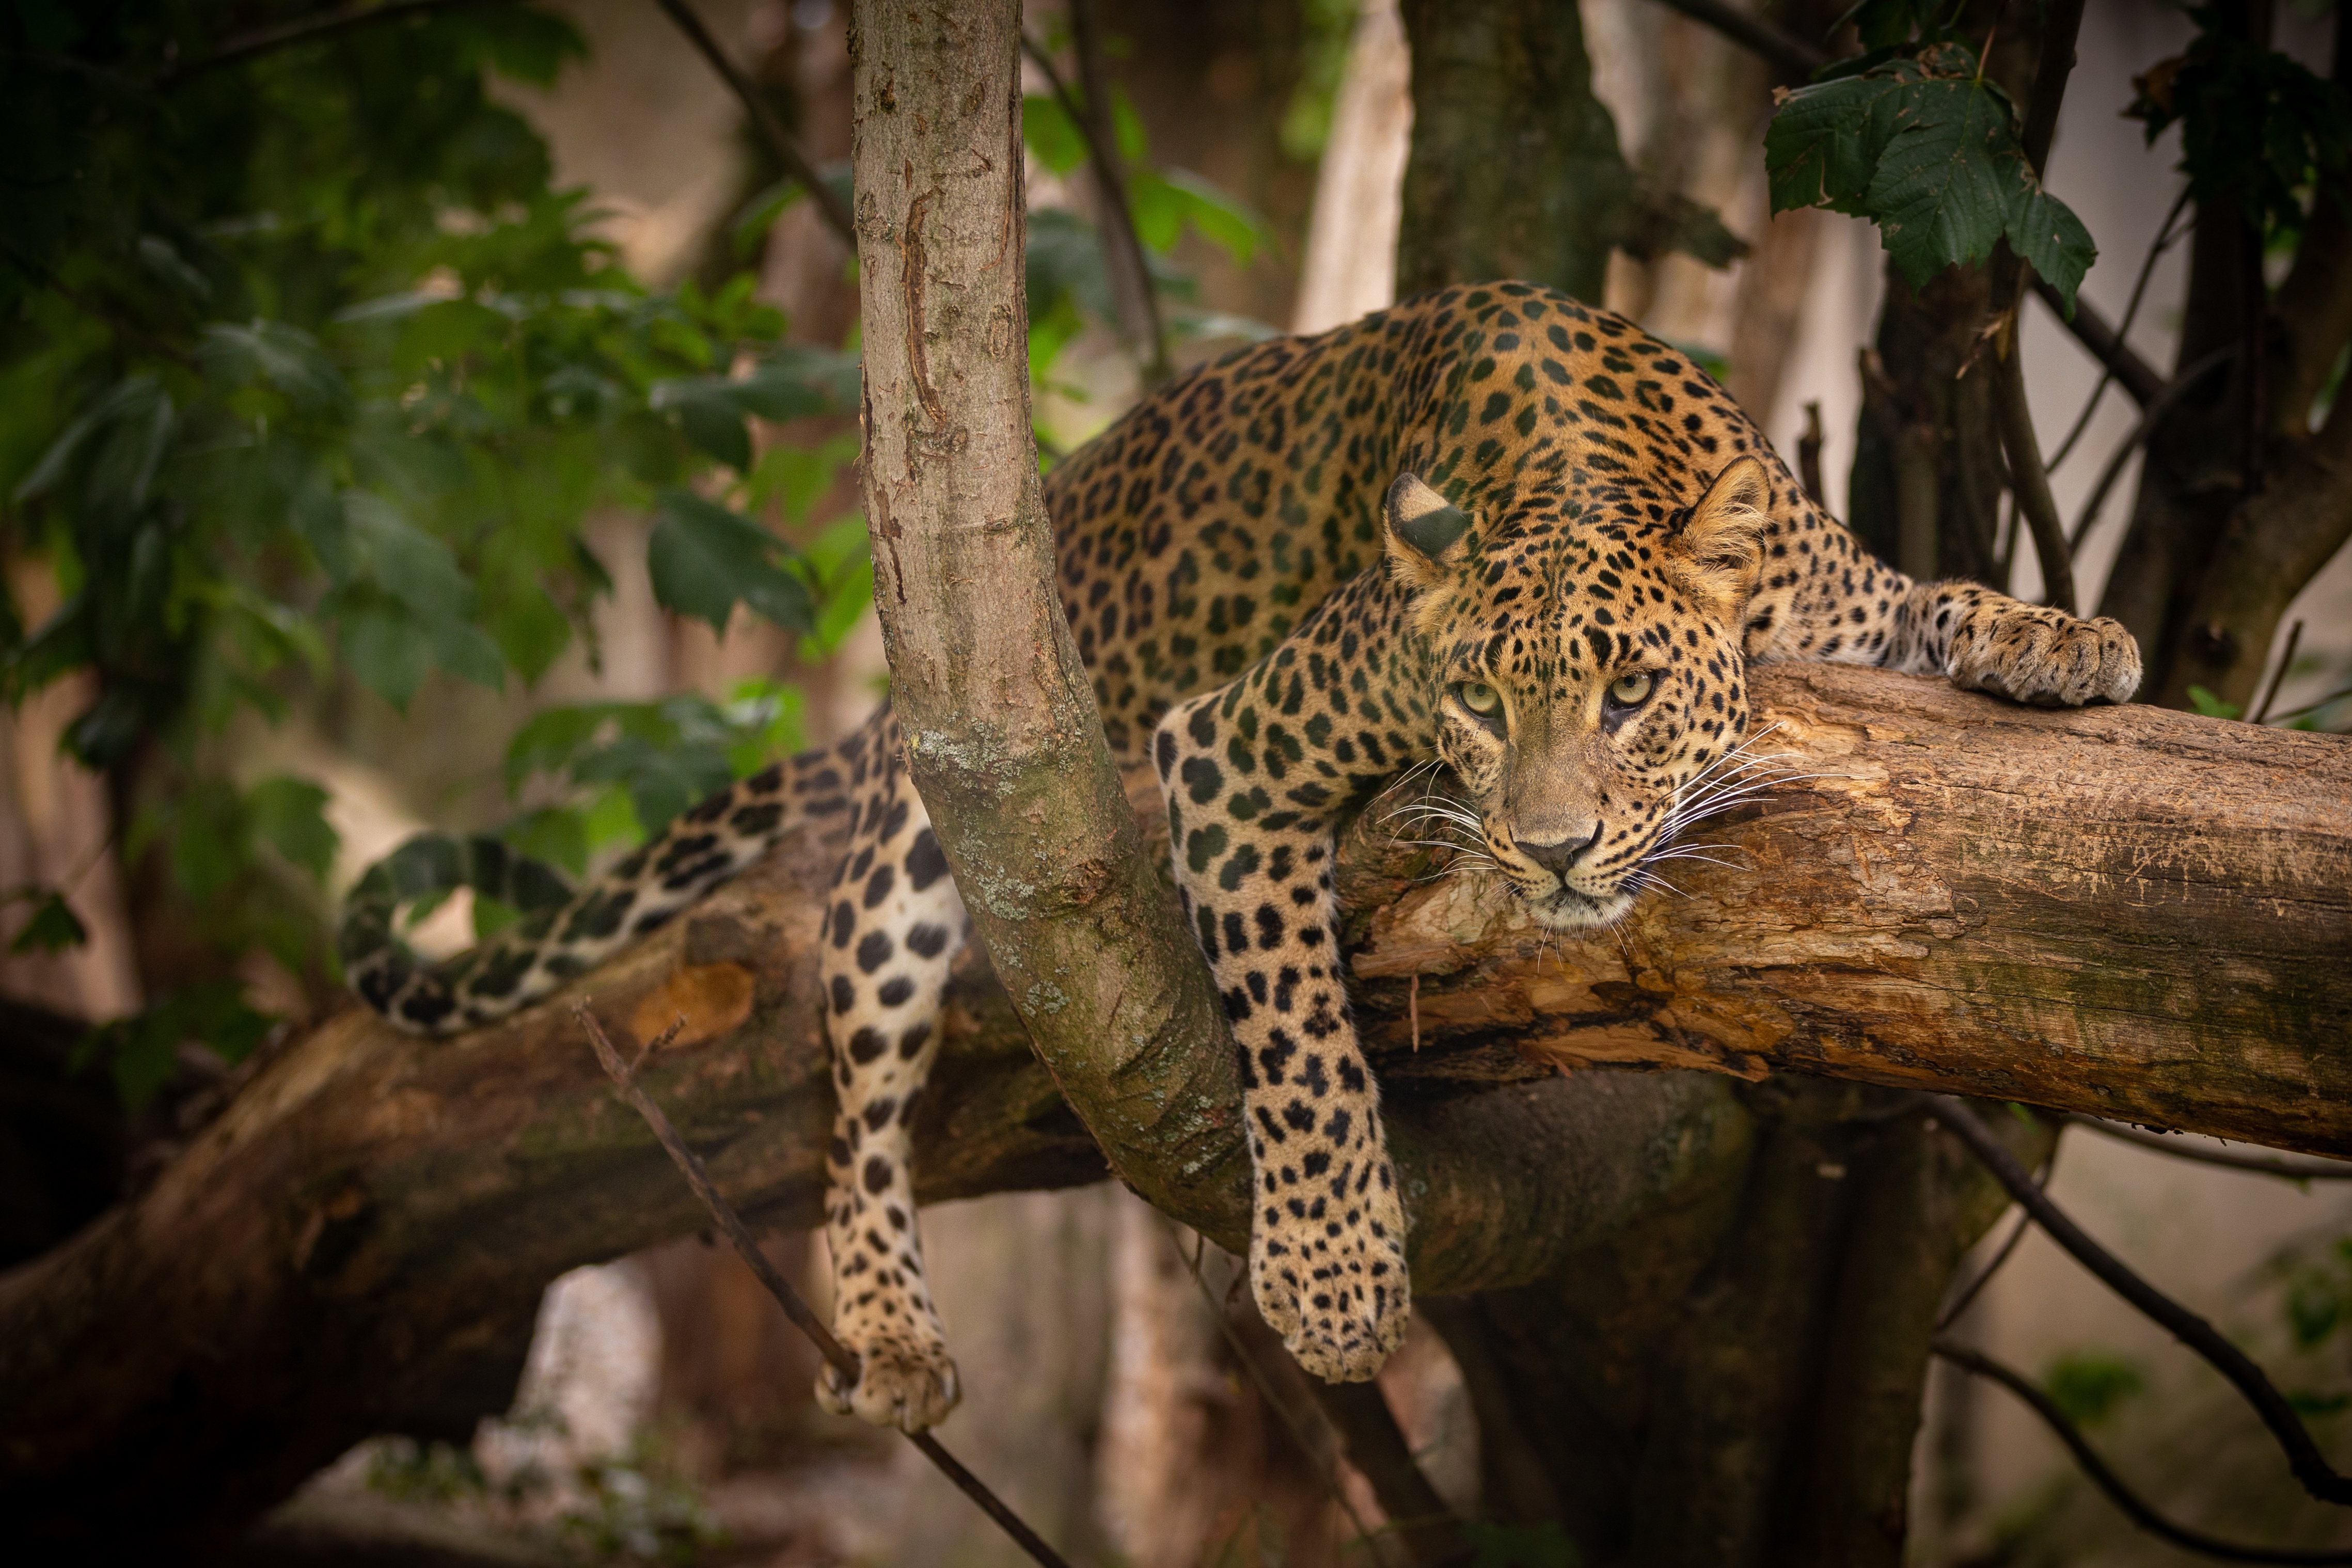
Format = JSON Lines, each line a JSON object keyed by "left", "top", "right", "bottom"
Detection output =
{"left": 812, "top": 717, "right": 968, "bottom": 1431}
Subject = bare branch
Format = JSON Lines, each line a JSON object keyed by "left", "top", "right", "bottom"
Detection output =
{"left": 2073, "top": 1107, "right": 2352, "bottom": 1181}
{"left": 2068, "top": 347, "right": 2233, "bottom": 550}
{"left": 1930, "top": 1097, "right": 2352, "bottom": 1507}
{"left": 2036, "top": 277, "right": 2168, "bottom": 407}
{"left": 1994, "top": 329, "right": 2078, "bottom": 612}
{"left": 654, "top": 0, "right": 856, "bottom": 252}
{"left": 576, "top": 1001, "right": 1075, "bottom": 1568}
{"left": 2015, "top": 0, "right": 2089, "bottom": 177}
{"left": 1063, "top": 1, "right": 1172, "bottom": 385}
{"left": 1936, "top": 1341, "right": 2352, "bottom": 1564}
{"left": 1645, "top": 0, "right": 1826, "bottom": 81}
{"left": 2047, "top": 190, "right": 2192, "bottom": 474}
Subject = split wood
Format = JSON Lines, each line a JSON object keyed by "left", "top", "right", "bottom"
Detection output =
{"left": 575, "top": 1001, "right": 1074, "bottom": 1568}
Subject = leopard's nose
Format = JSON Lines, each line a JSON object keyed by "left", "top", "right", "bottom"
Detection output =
{"left": 1520, "top": 823, "right": 1601, "bottom": 876}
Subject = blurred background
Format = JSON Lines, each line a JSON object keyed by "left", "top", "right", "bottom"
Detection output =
{"left": 4, "top": 1, "right": 2349, "bottom": 1564}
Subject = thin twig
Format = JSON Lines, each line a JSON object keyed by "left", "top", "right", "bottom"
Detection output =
{"left": 1993, "top": 328, "right": 2078, "bottom": 613}
{"left": 2036, "top": 277, "right": 2168, "bottom": 408}
{"left": 653, "top": 0, "right": 857, "bottom": 252}
{"left": 1936, "top": 1340, "right": 2352, "bottom": 1564}
{"left": 1021, "top": 21, "right": 1170, "bottom": 385}
{"left": 575, "top": 1001, "right": 1076, "bottom": 1568}
{"left": 1937, "top": 1144, "right": 2059, "bottom": 1332}
{"left": 2072, "top": 1110, "right": 2352, "bottom": 1181}
{"left": 2068, "top": 347, "right": 2235, "bottom": 550}
{"left": 1929, "top": 1095, "right": 2352, "bottom": 1507}
{"left": 1162, "top": 1222, "right": 1389, "bottom": 1558}
{"left": 2252, "top": 621, "right": 2308, "bottom": 727}
{"left": 162, "top": 0, "right": 515, "bottom": 83}
{"left": 2046, "top": 189, "right": 2192, "bottom": 474}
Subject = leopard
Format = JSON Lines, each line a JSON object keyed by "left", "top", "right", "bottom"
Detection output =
{"left": 342, "top": 280, "right": 2139, "bottom": 1432}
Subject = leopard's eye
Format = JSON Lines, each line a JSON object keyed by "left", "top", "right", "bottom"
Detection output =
{"left": 1457, "top": 681, "right": 1503, "bottom": 720}
{"left": 1608, "top": 671, "right": 1655, "bottom": 707}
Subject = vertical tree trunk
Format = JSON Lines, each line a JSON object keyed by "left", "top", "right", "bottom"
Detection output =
{"left": 848, "top": 0, "right": 1246, "bottom": 1237}
{"left": 1395, "top": 0, "right": 1639, "bottom": 300}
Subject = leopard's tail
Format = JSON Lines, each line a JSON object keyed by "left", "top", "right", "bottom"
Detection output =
{"left": 340, "top": 722, "right": 871, "bottom": 1035}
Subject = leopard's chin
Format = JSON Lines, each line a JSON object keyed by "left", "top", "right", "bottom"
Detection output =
{"left": 1521, "top": 882, "right": 1635, "bottom": 931}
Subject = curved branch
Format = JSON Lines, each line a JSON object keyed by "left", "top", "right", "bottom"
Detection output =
{"left": 1645, "top": 0, "right": 1825, "bottom": 81}
{"left": 654, "top": 0, "right": 856, "bottom": 252}
{"left": 1995, "top": 328, "right": 2079, "bottom": 612}
{"left": 2068, "top": 346, "right": 2234, "bottom": 550}
{"left": 1930, "top": 1097, "right": 2352, "bottom": 1508}
{"left": 2071, "top": 1113, "right": 2352, "bottom": 1182}
{"left": 1936, "top": 1340, "right": 2352, "bottom": 1564}
{"left": 1019, "top": 31, "right": 1169, "bottom": 384}
{"left": 2036, "top": 276, "right": 2169, "bottom": 408}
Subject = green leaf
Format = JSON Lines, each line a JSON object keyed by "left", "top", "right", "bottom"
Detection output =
{"left": 647, "top": 487, "right": 812, "bottom": 635}
{"left": 342, "top": 605, "right": 433, "bottom": 709}
{"left": 572, "top": 734, "right": 733, "bottom": 837}
{"left": 430, "top": 617, "right": 507, "bottom": 690}
{"left": 198, "top": 322, "right": 352, "bottom": 419}
{"left": 9, "top": 891, "right": 87, "bottom": 955}
{"left": 1866, "top": 78, "right": 2016, "bottom": 287}
{"left": 1021, "top": 93, "right": 1089, "bottom": 175}
{"left": 649, "top": 378, "right": 752, "bottom": 470}
{"left": 2187, "top": 684, "right": 2244, "bottom": 719}
{"left": 2004, "top": 178, "right": 2097, "bottom": 314}
{"left": 2043, "top": 1352, "right": 2145, "bottom": 1428}
{"left": 1157, "top": 170, "right": 1273, "bottom": 265}
{"left": 345, "top": 495, "right": 473, "bottom": 617}
{"left": 248, "top": 775, "right": 339, "bottom": 883}
{"left": 1766, "top": 66, "right": 1921, "bottom": 216}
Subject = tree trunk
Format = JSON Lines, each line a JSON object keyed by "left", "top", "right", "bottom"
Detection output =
{"left": 1, "top": 662, "right": 2341, "bottom": 1545}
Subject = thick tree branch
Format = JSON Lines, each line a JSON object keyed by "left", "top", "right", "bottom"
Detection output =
{"left": 848, "top": 0, "right": 1245, "bottom": 1242}
{"left": 1, "top": 666, "right": 2343, "bottom": 1544}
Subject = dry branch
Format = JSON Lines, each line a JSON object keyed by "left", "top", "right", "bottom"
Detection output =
{"left": 1, "top": 664, "right": 2343, "bottom": 1543}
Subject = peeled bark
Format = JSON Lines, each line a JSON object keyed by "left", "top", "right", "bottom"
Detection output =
{"left": 1, "top": 663, "right": 2342, "bottom": 1544}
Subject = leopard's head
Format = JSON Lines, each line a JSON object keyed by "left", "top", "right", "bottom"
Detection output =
{"left": 1382, "top": 456, "right": 1772, "bottom": 929}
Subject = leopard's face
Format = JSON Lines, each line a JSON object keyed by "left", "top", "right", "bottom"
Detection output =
{"left": 1384, "top": 460, "right": 1770, "bottom": 930}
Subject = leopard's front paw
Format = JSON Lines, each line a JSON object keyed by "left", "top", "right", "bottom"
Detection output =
{"left": 814, "top": 1316, "right": 961, "bottom": 1432}
{"left": 1948, "top": 605, "right": 2140, "bottom": 707}
{"left": 1249, "top": 1167, "right": 1412, "bottom": 1383}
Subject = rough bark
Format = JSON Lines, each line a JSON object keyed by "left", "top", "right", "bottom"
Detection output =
{"left": 846, "top": 0, "right": 1249, "bottom": 1242}
{"left": 1, "top": 664, "right": 2342, "bottom": 1543}
{"left": 1395, "top": 0, "right": 1740, "bottom": 303}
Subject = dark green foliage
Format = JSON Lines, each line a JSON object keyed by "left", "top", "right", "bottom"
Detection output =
{"left": 0, "top": 3, "right": 865, "bottom": 1086}
{"left": 1767, "top": 38, "right": 2097, "bottom": 308}
{"left": 2127, "top": 5, "right": 2352, "bottom": 239}
{"left": 2042, "top": 1351, "right": 2147, "bottom": 1428}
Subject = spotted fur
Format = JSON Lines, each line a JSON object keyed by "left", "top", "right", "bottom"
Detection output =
{"left": 343, "top": 282, "right": 2138, "bottom": 1424}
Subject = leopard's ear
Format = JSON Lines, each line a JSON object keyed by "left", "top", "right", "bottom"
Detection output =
{"left": 1384, "top": 472, "right": 1473, "bottom": 590}
{"left": 1666, "top": 456, "right": 1772, "bottom": 615}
